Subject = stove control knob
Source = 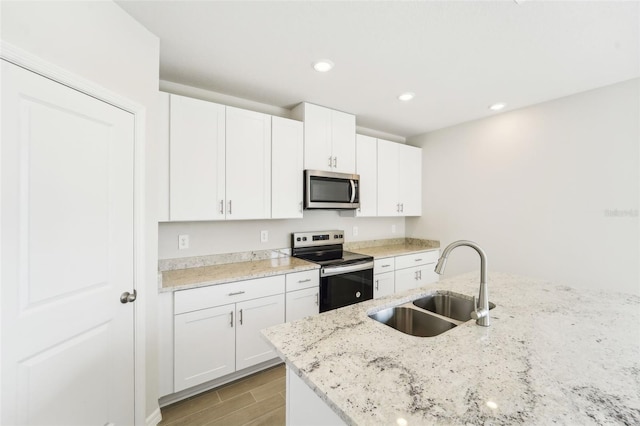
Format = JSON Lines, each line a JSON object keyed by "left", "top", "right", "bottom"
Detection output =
{"left": 302, "top": 237, "right": 307, "bottom": 241}
{"left": 296, "top": 237, "right": 301, "bottom": 241}
{"left": 334, "top": 234, "right": 338, "bottom": 239}
{"left": 339, "top": 234, "right": 343, "bottom": 238}
{"left": 356, "top": 291, "right": 361, "bottom": 298}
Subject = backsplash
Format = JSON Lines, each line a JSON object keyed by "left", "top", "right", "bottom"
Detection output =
{"left": 158, "top": 210, "right": 406, "bottom": 260}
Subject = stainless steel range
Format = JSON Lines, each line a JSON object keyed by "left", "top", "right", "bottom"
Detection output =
{"left": 291, "top": 230, "right": 374, "bottom": 312}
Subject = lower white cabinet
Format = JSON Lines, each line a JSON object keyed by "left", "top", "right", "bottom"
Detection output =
{"left": 235, "top": 294, "right": 285, "bottom": 370}
{"left": 174, "top": 304, "right": 235, "bottom": 392}
{"left": 373, "top": 271, "right": 395, "bottom": 298}
{"left": 394, "top": 251, "right": 439, "bottom": 292}
{"left": 285, "top": 269, "right": 320, "bottom": 322}
{"left": 173, "top": 275, "right": 285, "bottom": 392}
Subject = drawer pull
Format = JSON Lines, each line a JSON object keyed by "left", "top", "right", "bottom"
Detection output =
{"left": 381, "top": 264, "right": 391, "bottom": 268}
{"left": 228, "top": 291, "right": 245, "bottom": 296}
{"left": 239, "top": 309, "right": 243, "bottom": 325}
{"left": 315, "top": 293, "right": 319, "bottom": 306}
{"left": 298, "top": 279, "right": 312, "bottom": 283}
{"left": 230, "top": 311, "right": 234, "bottom": 328}
{"left": 415, "top": 258, "right": 423, "bottom": 262}
{"left": 375, "top": 279, "right": 379, "bottom": 291}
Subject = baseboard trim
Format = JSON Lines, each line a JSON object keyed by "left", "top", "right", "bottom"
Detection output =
{"left": 158, "top": 359, "right": 283, "bottom": 407}
{"left": 145, "top": 407, "right": 162, "bottom": 426}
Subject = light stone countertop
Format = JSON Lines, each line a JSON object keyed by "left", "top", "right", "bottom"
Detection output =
{"left": 160, "top": 257, "right": 318, "bottom": 292}
{"left": 345, "top": 238, "right": 439, "bottom": 259}
{"left": 261, "top": 272, "right": 640, "bottom": 425}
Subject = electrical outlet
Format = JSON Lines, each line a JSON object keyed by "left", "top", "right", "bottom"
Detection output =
{"left": 260, "top": 230, "right": 268, "bottom": 243}
{"left": 178, "top": 234, "right": 189, "bottom": 250}
{"left": 391, "top": 224, "right": 396, "bottom": 234}
{"left": 353, "top": 226, "right": 358, "bottom": 236}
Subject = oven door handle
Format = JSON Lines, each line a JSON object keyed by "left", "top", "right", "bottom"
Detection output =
{"left": 321, "top": 261, "right": 374, "bottom": 277}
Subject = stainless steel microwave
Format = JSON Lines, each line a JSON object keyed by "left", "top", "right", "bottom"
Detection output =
{"left": 304, "top": 170, "right": 360, "bottom": 210}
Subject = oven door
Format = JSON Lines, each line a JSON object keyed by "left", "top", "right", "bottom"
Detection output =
{"left": 319, "top": 261, "right": 373, "bottom": 312}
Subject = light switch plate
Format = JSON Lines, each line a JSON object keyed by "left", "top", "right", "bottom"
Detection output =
{"left": 353, "top": 226, "right": 358, "bottom": 236}
{"left": 260, "top": 230, "right": 268, "bottom": 243}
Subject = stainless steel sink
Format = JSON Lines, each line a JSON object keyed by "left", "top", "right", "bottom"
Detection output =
{"left": 369, "top": 306, "right": 457, "bottom": 337}
{"left": 412, "top": 292, "right": 496, "bottom": 322}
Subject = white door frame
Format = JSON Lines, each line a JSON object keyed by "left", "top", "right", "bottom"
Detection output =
{"left": 0, "top": 40, "right": 150, "bottom": 425}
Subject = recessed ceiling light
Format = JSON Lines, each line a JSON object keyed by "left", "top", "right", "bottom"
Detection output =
{"left": 312, "top": 60, "right": 334, "bottom": 72}
{"left": 398, "top": 92, "right": 415, "bottom": 101}
{"left": 489, "top": 102, "right": 506, "bottom": 111}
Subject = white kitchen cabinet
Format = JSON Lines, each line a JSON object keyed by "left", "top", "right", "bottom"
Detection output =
{"left": 169, "top": 94, "right": 226, "bottom": 221}
{"left": 373, "top": 271, "right": 395, "bottom": 299}
{"left": 286, "top": 286, "right": 319, "bottom": 322}
{"left": 394, "top": 251, "right": 439, "bottom": 293}
{"left": 225, "top": 106, "right": 272, "bottom": 220}
{"left": 377, "top": 139, "right": 422, "bottom": 217}
{"left": 355, "top": 134, "right": 377, "bottom": 216}
{"left": 235, "top": 294, "right": 285, "bottom": 370}
{"left": 292, "top": 102, "right": 356, "bottom": 173}
{"left": 168, "top": 95, "right": 272, "bottom": 221}
{"left": 285, "top": 269, "right": 319, "bottom": 322}
{"left": 174, "top": 304, "right": 235, "bottom": 392}
{"left": 173, "top": 275, "right": 285, "bottom": 392}
{"left": 271, "top": 116, "right": 304, "bottom": 218}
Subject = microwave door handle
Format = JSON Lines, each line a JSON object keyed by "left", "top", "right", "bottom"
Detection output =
{"left": 350, "top": 180, "right": 356, "bottom": 203}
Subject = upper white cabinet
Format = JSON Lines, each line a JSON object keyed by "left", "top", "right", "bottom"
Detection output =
{"left": 225, "top": 106, "right": 271, "bottom": 220}
{"left": 169, "top": 94, "right": 226, "bottom": 221}
{"left": 271, "top": 116, "right": 304, "bottom": 219}
{"left": 292, "top": 102, "right": 356, "bottom": 174}
{"left": 377, "top": 139, "right": 422, "bottom": 216}
{"left": 354, "top": 134, "right": 377, "bottom": 217}
{"left": 168, "top": 95, "right": 271, "bottom": 221}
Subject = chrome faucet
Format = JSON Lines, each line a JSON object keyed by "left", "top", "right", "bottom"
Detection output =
{"left": 434, "top": 240, "right": 490, "bottom": 327}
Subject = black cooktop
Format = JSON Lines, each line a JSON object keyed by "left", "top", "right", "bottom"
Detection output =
{"left": 292, "top": 245, "right": 372, "bottom": 267}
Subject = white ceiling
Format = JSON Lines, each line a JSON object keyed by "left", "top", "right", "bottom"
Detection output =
{"left": 117, "top": 1, "right": 639, "bottom": 138}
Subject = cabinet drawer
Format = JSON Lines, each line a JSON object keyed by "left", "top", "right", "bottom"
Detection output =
{"left": 395, "top": 250, "right": 439, "bottom": 270}
{"left": 286, "top": 269, "right": 319, "bottom": 292}
{"left": 175, "top": 275, "right": 285, "bottom": 314}
{"left": 374, "top": 257, "right": 395, "bottom": 274}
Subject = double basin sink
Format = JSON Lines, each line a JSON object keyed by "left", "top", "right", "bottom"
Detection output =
{"left": 369, "top": 291, "right": 495, "bottom": 337}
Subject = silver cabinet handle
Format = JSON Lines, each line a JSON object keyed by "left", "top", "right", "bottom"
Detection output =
{"left": 219, "top": 200, "right": 224, "bottom": 215}
{"left": 239, "top": 308, "right": 243, "bottom": 325}
{"left": 298, "top": 279, "right": 312, "bottom": 283}
{"left": 228, "top": 200, "right": 232, "bottom": 214}
{"left": 415, "top": 271, "right": 419, "bottom": 280}
{"left": 315, "top": 293, "right": 319, "bottom": 306}
{"left": 396, "top": 203, "right": 400, "bottom": 213}
{"left": 415, "top": 259, "right": 423, "bottom": 262}
{"left": 401, "top": 203, "right": 404, "bottom": 213}
{"left": 230, "top": 311, "right": 234, "bottom": 327}
{"left": 228, "top": 291, "right": 245, "bottom": 296}
{"left": 120, "top": 289, "right": 137, "bottom": 304}
{"left": 328, "top": 156, "right": 333, "bottom": 167}
{"left": 333, "top": 156, "right": 337, "bottom": 168}
{"left": 381, "top": 264, "right": 391, "bottom": 268}
{"left": 375, "top": 279, "right": 379, "bottom": 291}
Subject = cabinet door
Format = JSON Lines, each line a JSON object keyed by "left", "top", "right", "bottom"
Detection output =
{"left": 399, "top": 144, "right": 422, "bottom": 216}
{"left": 377, "top": 139, "right": 400, "bottom": 216}
{"left": 355, "top": 135, "right": 377, "bottom": 217}
{"left": 169, "top": 94, "right": 225, "bottom": 221}
{"left": 235, "top": 294, "right": 285, "bottom": 370}
{"left": 395, "top": 266, "right": 422, "bottom": 293}
{"left": 374, "top": 271, "right": 395, "bottom": 299}
{"left": 331, "top": 110, "right": 356, "bottom": 173}
{"left": 272, "top": 116, "right": 304, "bottom": 218}
{"left": 286, "top": 287, "right": 319, "bottom": 322}
{"left": 226, "top": 106, "right": 272, "bottom": 219}
{"left": 174, "top": 304, "right": 235, "bottom": 392}
{"left": 419, "top": 264, "right": 439, "bottom": 285}
{"left": 302, "top": 103, "right": 333, "bottom": 171}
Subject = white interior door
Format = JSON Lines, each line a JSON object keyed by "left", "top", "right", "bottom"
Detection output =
{"left": 1, "top": 60, "right": 135, "bottom": 425}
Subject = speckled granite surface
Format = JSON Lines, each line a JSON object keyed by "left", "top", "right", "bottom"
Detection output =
{"left": 345, "top": 238, "right": 439, "bottom": 258}
{"left": 160, "top": 257, "right": 318, "bottom": 293}
{"left": 159, "top": 248, "right": 291, "bottom": 271}
{"left": 262, "top": 272, "right": 640, "bottom": 425}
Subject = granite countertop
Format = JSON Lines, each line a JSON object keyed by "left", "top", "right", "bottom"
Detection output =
{"left": 160, "top": 256, "right": 318, "bottom": 292}
{"left": 345, "top": 237, "right": 439, "bottom": 259}
{"left": 262, "top": 272, "right": 640, "bottom": 425}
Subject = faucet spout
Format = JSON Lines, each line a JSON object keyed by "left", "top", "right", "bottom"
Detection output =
{"left": 434, "top": 240, "right": 490, "bottom": 327}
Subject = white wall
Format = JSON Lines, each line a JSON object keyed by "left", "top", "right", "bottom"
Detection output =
{"left": 407, "top": 79, "right": 639, "bottom": 295}
{"left": 159, "top": 210, "right": 405, "bottom": 259}
{"left": 1, "top": 1, "right": 162, "bottom": 422}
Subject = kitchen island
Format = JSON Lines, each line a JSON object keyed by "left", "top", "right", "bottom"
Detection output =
{"left": 262, "top": 272, "right": 640, "bottom": 425}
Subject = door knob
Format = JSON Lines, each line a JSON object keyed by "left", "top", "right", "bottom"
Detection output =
{"left": 120, "top": 289, "right": 137, "bottom": 304}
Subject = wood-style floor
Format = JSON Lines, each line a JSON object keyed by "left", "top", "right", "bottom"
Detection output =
{"left": 159, "top": 364, "right": 286, "bottom": 426}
